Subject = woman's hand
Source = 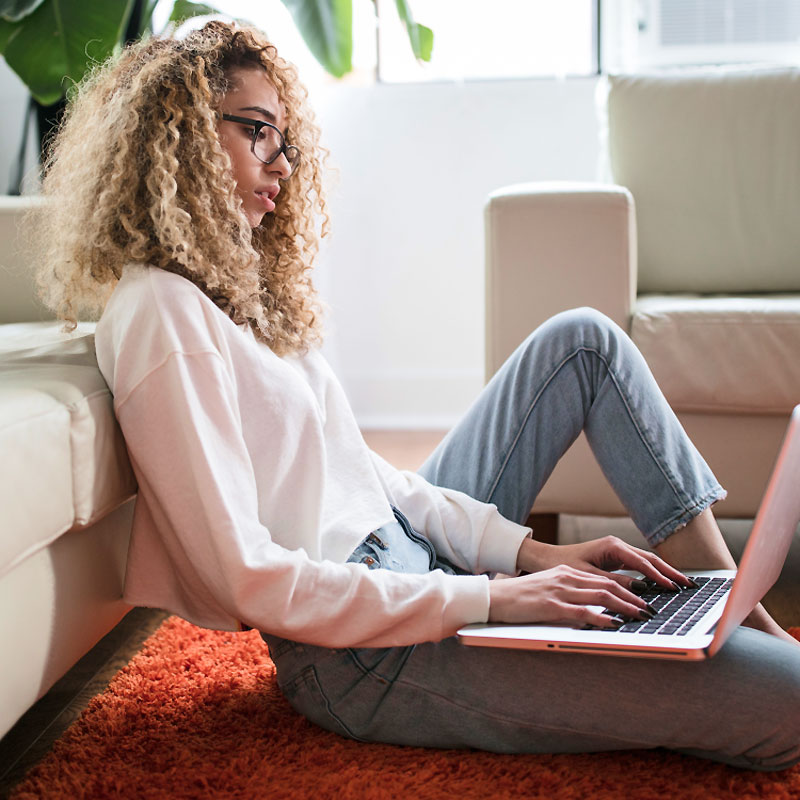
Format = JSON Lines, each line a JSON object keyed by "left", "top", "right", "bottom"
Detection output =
{"left": 487, "top": 564, "right": 655, "bottom": 628}
{"left": 486, "top": 534, "right": 697, "bottom": 629}
{"left": 517, "top": 535, "right": 694, "bottom": 593}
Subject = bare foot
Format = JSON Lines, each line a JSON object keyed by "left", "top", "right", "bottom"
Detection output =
{"left": 743, "top": 603, "right": 800, "bottom": 647}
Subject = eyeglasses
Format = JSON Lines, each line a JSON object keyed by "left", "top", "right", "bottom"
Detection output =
{"left": 221, "top": 114, "right": 301, "bottom": 177}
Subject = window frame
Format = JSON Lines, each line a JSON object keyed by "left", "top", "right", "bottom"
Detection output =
{"left": 374, "top": 0, "right": 800, "bottom": 84}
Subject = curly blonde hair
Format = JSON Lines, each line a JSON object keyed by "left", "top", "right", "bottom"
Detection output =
{"left": 33, "top": 21, "right": 327, "bottom": 355}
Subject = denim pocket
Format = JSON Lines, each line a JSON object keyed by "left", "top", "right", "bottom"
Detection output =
{"left": 281, "top": 664, "right": 368, "bottom": 742}
{"left": 347, "top": 540, "right": 384, "bottom": 569}
{"left": 391, "top": 507, "right": 437, "bottom": 570}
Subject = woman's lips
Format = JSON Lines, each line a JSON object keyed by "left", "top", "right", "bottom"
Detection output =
{"left": 255, "top": 190, "right": 275, "bottom": 212}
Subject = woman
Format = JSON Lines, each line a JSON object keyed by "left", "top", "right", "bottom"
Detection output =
{"left": 34, "top": 21, "right": 800, "bottom": 769}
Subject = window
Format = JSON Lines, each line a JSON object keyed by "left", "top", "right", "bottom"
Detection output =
{"left": 377, "top": 0, "right": 598, "bottom": 82}
{"left": 602, "top": 0, "right": 800, "bottom": 72}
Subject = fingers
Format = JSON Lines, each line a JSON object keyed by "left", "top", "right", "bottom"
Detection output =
{"left": 601, "top": 539, "right": 696, "bottom": 590}
{"left": 563, "top": 580, "right": 653, "bottom": 622}
{"left": 550, "top": 603, "right": 623, "bottom": 630}
{"left": 548, "top": 598, "right": 645, "bottom": 630}
{"left": 549, "top": 568, "right": 655, "bottom": 627}
{"left": 638, "top": 549, "right": 697, "bottom": 588}
{"left": 488, "top": 565, "right": 663, "bottom": 628}
{"left": 596, "top": 567, "right": 678, "bottom": 595}
{"left": 579, "top": 564, "right": 660, "bottom": 608}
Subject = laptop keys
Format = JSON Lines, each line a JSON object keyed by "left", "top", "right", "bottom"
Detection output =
{"left": 600, "top": 577, "right": 732, "bottom": 635}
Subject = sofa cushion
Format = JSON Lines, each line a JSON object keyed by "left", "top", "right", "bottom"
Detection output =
{"left": 605, "top": 68, "right": 800, "bottom": 294}
{"left": 631, "top": 294, "right": 800, "bottom": 415}
{"left": 0, "top": 322, "right": 136, "bottom": 578}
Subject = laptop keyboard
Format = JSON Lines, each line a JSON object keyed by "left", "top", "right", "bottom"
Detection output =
{"left": 607, "top": 576, "right": 733, "bottom": 636}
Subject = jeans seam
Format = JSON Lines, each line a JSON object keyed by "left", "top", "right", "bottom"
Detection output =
{"left": 345, "top": 644, "right": 417, "bottom": 682}
{"left": 594, "top": 348, "right": 695, "bottom": 510}
{"left": 388, "top": 674, "right": 665, "bottom": 750}
{"left": 485, "top": 349, "right": 576, "bottom": 504}
{"left": 486, "top": 346, "right": 695, "bottom": 522}
{"left": 646, "top": 487, "right": 726, "bottom": 545}
{"left": 302, "top": 664, "right": 370, "bottom": 742}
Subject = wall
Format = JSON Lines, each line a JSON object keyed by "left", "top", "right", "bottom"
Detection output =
{"left": 315, "top": 77, "right": 601, "bottom": 428}
{"left": 0, "top": 59, "right": 37, "bottom": 195}
{"left": 0, "top": 60, "right": 602, "bottom": 428}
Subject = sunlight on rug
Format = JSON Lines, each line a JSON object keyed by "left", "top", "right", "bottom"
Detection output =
{"left": 10, "top": 619, "right": 800, "bottom": 800}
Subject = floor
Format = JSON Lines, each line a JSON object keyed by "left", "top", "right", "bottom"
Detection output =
{"left": 0, "top": 607, "right": 171, "bottom": 797}
{"left": 1, "top": 428, "right": 798, "bottom": 797}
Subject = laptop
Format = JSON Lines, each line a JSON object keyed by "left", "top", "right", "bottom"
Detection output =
{"left": 457, "top": 404, "right": 800, "bottom": 661}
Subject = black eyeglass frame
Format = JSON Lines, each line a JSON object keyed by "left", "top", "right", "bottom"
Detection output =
{"left": 221, "top": 113, "right": 301, "bottom": 174}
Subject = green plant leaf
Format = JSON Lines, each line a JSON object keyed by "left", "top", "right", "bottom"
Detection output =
{"left": 393, "top": 0, "right": 432, "bottom": 61}
{"left": 281, "top": 0, "right": 352, "bottom": 78}
{"left": 2, "top": 0, "right": 136, "bottom": 105}
{"left": 169, "top": 0, "right": 219, "bottom": 24}
{"left": 133, "top": 0, "right": 159, "bottom": 37}
{"left": 0, "top": 0, "right": 44, "bottom": 23}
{"left": 0, "top": 16, "right": 20, "bottom": 51}
{"left": 142, "top": 0, "right": 158, "bottom": 20}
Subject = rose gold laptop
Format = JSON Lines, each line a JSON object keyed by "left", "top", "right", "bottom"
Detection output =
{"left": 458, "top": 404, "right": 800, "bottom": 660}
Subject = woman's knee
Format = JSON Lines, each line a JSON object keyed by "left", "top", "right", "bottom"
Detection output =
{"left": 517, "top": 307, "right": 627, "bottom": 368}
{"left": 553, "top": 306, "right": 623, "bottom": 337}
{"left": 717, "top": 632, "right": 800, "bottom": 770}
{"left": 753, "top": 662, "right": 800, "bottom": 769}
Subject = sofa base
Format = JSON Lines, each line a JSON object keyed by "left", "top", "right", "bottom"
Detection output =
{"left": 0, "top": 499, "right": 134, "bottom": 739}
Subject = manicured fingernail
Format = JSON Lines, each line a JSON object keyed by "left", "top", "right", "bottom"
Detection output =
{"left": 638, "top": 609, "right": 655, "bottom": 621}
{"left": 687, "top": 578, "right": 700, "bottom": 589}
{"left": 609, "top": 618, "right": 623, "bottom": 628}
{"left": 631, "top": 580, "right": 648, "bottom": 593}
{"left": 645, "top": 604, "right": 657, "bottom": 615}
{"left": 671, "top": 581, "right": 682, "bottom": 591}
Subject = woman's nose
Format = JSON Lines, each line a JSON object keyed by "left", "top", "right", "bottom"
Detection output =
{"left": 266, "top": 151, "right": 292, "bottom": 180}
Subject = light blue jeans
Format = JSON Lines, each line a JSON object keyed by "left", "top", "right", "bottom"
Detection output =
{"left": 262, "top": 309, "right": 800, "bottom": 770}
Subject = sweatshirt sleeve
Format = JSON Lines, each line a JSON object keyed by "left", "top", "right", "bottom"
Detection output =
{"left": 369, "top": 450, "right": 531, "bottom": 577}
{"left": 114, "top": 350, "right": 491, "bottom": 647}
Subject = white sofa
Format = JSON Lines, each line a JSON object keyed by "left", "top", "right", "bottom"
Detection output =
{"left": 485, "top": 67, "right": 800, "bottom": 524}
{"left": 0, "top": 196, "right": 137, "bottom": 739}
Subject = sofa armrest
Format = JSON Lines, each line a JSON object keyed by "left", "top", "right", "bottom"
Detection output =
{"left": 484, "top": 182, "right": 637, "bottom": 380}
{"left": 0, "top": 195, "right": 52, "bottom": 324}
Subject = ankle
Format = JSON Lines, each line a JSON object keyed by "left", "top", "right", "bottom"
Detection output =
{"left": 654, "top": 509, "right": 736, "bottom": 571}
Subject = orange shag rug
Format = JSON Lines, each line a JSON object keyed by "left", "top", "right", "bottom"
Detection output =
{"left": 11, "top": 619, "right": 800, "bottom": 800}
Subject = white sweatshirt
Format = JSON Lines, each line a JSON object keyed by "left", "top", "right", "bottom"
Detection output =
{"left": 94, "top": 264, "right": 530, "bottom": 648}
